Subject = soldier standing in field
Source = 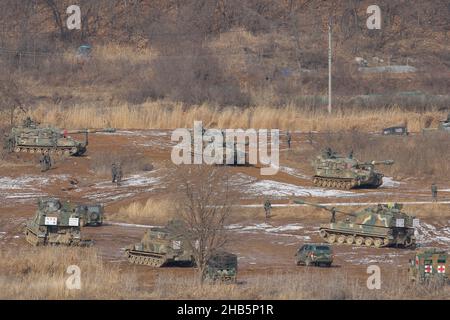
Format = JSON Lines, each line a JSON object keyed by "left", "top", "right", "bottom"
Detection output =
{"left": 286, "top": 130, "right": 292, "bottom": 149}
{"left": 330, "top": 207, "right": 336, "bottom": 223}
{"left": 116, "top": 162, "right": 123, "bottom": 185}
{"left": 39, "top": 152, "right": 52, "bottom": 172}
{"left": 112, "top": 162, "right": 123, "bottom": 186}
{"left": 111, "top": 162, "right": 117, "bottom": 183}
{"left": 431, "top": 183, "right": 438, "bottom": 202}
{"left": 264, "top": 199, "right": 272, "bottom": 221}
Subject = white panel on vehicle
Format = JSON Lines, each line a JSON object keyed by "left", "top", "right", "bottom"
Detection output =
{"left": 396, "top": 218, "right": 405, "bottom": 227}
{"left": 45, "top": 216, "right": 58, "bottom": 226}
{"left": 172, "top": 240, "right": 181, "bottom": 250}
{"left": 412, "top": 219, "right": 420, "bottom": 227}
{"left": 69, "top": 217, "right": 79, "bottom": 226}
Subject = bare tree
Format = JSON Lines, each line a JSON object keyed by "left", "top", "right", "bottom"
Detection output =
{"left": 174, "top": 165, "right": 235, "bottom": 283}
{"left": 0, "top": 72, "right": 28, "bottom": 126}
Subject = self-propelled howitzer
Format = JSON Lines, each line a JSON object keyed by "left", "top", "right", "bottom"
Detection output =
{"left": 312, "top": 149, "right": 394, "bottom": 189}
{"left": 295, "top": 199, "right": 417, "bottom": 248}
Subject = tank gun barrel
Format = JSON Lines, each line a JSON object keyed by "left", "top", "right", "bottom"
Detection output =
{"left": 294, "top": 199, "right": 356, "bottom": 216}
{"left": 365, "top": 160, "right": 394, "bottom": 165}
{"left": 64, "top": 128, "right": 116, "bottom": 134}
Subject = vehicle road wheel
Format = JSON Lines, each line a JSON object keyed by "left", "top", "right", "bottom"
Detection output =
{"left": 383, "top": 238, "right": 390, "bottom": 246}
{"left": 319, "top": 229, "right": 328, "bottom": 239}
{"left": 355, "top": 237, "right": 364, "bottom": 246}
{"left": 346, "top": 236, "right": 355, "bottom": 245}
{"left": 373, "top": 238, "right": 383, "bottom": 248}
{"left": 327, "top": 234, "right": 336, "bottom": 244}
{"left": 364, "top": 237, "right": 373, "bottom": 247}
{"left": 337, "top": 235, "right": 346, "bottom": 244}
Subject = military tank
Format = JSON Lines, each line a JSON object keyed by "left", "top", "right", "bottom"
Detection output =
{"left": 190, "top": 128, "right": 250, "bottom": 165}
{"left": 312, "top": 148, "right": 394, "bottom": 189}
{"left": 295, "top": 199, "right": 417, "bottom": 248}
{"left": 25, "top": 198, "right": 93, "bottom": 246}
{"left": 4, "top": 117, "right": 115, "bottom": 156}
{"left": 126, "top": 220, "right": 195, "bottom": 267}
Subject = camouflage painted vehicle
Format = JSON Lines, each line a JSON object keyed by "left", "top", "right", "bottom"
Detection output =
{"left": 295, "top": 200, "right": 417, "bottom": 248}
{"left": 192, "top": 129, "right": 249, "bottom": 165}
{"left": 408, "top": 248, "right": 449, "bottom": 283}
{"left": 126, "top": 220, "right": 195, "bottom": 267}
{"left": 206, "top": 251, "right": 238, "bottom": 282}
{"left": 295, "top": 243, "right": 333, "bottom": 267}
{"left": 312, "top": 149, "right": 394, "bottom": 189}
{"left": 4, "top": 118, "right": 115, "bottom": 156}
{"left": 76, "top": 204, "right": 104, "bottom": 227}
{"left": 25, "top": 198, "right": 93, "bottom": 246}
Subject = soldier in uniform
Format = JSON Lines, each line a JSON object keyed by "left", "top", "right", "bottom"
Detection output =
{"left": 116, "top": 162, "right": 123, "bottom": 185}
{"left": 264, "top": 199, "right": 272, "bottom": 220}
{"left": 39, "top": 152, "right": 52, "bottom": 172}
{"left": 112, "top": 162, "right": 123, "bottom": 185}
{"left": 286, "top": 130, "right": 292, "bottom": 149}
{"left": 111, "top": 162, "right": 117, "bottom": 183}
{"left": 431, "top": 183, "right": 438, "bottom": 202}
{"left": 5, "top": 136, "right": 14, "bottom": 152}
{"left": 23, "top": 117, "right": 32, "bottom": 128}
{"left": 348, "top": 149, "right": 353, "bottom": 159}
{"left": 330, "top": 207, "right": 336, "bottom": 223}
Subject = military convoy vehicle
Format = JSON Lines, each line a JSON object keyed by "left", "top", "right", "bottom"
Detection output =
{"left": 76, "top": 204, "right": 104, "bottom": 227}
{"left": 126, "top": 220, "right": 195, "bottom": 267}
{"left": 25, "top": 198, "right": 93, "bottom": 246}
{"left": 312, "top": 149, "right": 394, "bottom": 189}
{"left": 295, "top": 243, "right": 333, "bottom": 267}
{"left": 295, "top": 200, "right": 418, "bottom": 248}
{"left": 408, "top": 248, "right": 449, "bottom": 283}
{"left": 206, "top": 251, "right": 238, "bottom": 282}
{"left": 382, "top": 126, "right": 408, "bottom": 136}
{"left": 4, "top": 117, "right": 115, "bottom": 156}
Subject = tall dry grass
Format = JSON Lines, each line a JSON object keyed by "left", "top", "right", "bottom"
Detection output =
{"left": 0, "top": 247, "right": 137, "bottom": 299}
{"left": 110, "top": 197, "right": 174, "bottom": 224}
{"left": 151, "top": 270, "right": 450, "bottom": 299}
{"left": 28, "top": 102, "right": 445, "bottom": 132}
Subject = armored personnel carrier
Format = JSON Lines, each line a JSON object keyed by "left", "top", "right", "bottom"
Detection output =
{"left": 206, "top": 251, "right": 238, "bottom": 282}
{"left": 295, "top": 199, "right": 417, "bottom": 248}
{"left": 25, "top": 198, "right": 93, "bottom": 246}
{"left": 126, "top": 220, "right": 195, "bottom": 267}
{"left": 408, "top": 248, "right": 449, "bottom": 283}
{"left": 312, "top": 148, "right": 393, "bottom": 189}
{"left": 4, "top": 117, "right": 115, "bottom": 156}
{"left": 76, "top": 204, "right": 104, "bottom": 227}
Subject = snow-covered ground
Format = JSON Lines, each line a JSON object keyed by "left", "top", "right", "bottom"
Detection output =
{"left": 0, "top": 175, "right": 70, "bottom": 203}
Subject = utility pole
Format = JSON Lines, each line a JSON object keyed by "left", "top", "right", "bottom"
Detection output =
{"left": 328, "top": 18, "right": 332, "bottom": 114}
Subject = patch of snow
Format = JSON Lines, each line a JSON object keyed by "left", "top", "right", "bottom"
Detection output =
{"left": 279, "top": 166, "right": 310, "bottom": 180}
{"left": 107, "top": 222, "right": 156, "bottom": 228}
{"left": 415, "top": 222, "right": 450, "bottom": 245}
{"left": 243, "top": 179, "right": 358, "bottom": 199}
{"left": 381, "top": 177, "right": 402, "bottom": 188}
